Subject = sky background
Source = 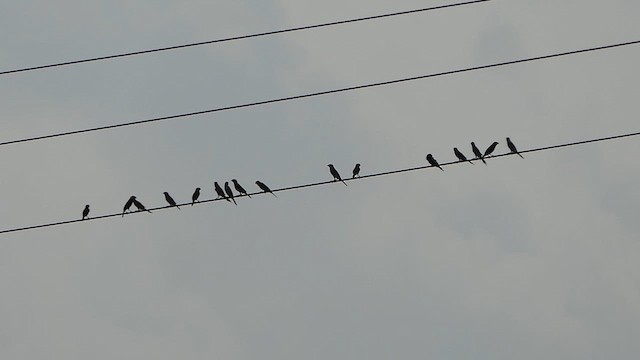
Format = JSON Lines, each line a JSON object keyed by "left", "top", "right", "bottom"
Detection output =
{"left": 1, "top": 0, "right": 639, "bottom": 358}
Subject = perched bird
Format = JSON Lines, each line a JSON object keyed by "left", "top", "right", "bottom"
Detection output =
{"left": 232, "top": 179, "right": 251, "bottom": 198}
{"left": 484, "top": 141, "right": 499, "bottom": 158}
{"left": 454, "top": 147, "right": 473, "bottom": 164}
{"left": 122, "top": 196, "right": 135, "bottom": 217}
{"left": 426, "top": 154, "right": 444, "bottom": 171}
{"left": 256, "top": 181, "right": 277, "bottom": 197}
{"left": 224, "top": 181, "right": 237, "bottom": 205}
{"left": 328, "top": 164, "right": 347, "bottom": 186}
{"left": 133, "top": 198, "right": 152, "bottom": 213}
{"left": 506, "top": 137, "right": 524, "bottom": 158}
{"left": 191, "top": 187, "right": 201, "bottom": 206}
{"left": 352, "top": 163, "right": 361, "bottom": 178}
{"left": 471, "top": 142, "right": 487, "bottom": 165}
{"left": 164, "top": 192, "right": 180, "bottom": 210}
{"left": 82, "top": 205, "right": 90, "bottom": 220}
{"left": 214, "top": 182, "right": 230, "bottom": 202}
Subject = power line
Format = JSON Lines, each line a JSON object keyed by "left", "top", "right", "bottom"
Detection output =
{"left": 2, "top": 39, "right": 639, "bottom": 148}
{"left": 2, "top": 130, "right": 638, "bottom": 236}
{"left": 0, "top": 0, "right": 491, "bottom": 76}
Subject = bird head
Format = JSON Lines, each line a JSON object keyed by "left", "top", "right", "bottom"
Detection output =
{"left": 232, "top": 179, "right": 238, "bottom": 183}
{"left": 195, "top": 187, "right": 201, "bottom": 191}
{"left": 163, "top": 192, "right": 168, "bottom": 195}
{"left": 327, "top": 164, "right": 333, "bottom": 167}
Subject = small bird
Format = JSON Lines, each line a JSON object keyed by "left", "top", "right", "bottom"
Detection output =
{"left": 471, "top": 142, "right": 487, "bottom": 165}
{"left": 164, "top": 192, "right": 180, "bottom": 210}
{"left": 256, "top": 181, "right": 277, "bottom": 197}
{"left": 328, "top": 164, "right": 347, "bottom": 186}
{"left": 82, "top": 205, "right": 90, "bottom": 220}
{"left": 454, "top": 147, "right": 474, "bottom": 164}
{"left": 484, "top": 141, "right": 499, "bottom": 158}
{"left": 214, "top": 182, "right": 230, "bottom": 202}
{"left": 133, "top": 198, "right": 152, "bottom": 213}
{"left": 232, "top": 179, "right": 251, "bottom": 198}
{"left": 506, "top": 137, "right": 524, "bottom": 158}
{"left": 352, "top": 163, "right": 361, "bottom": 178}
{"left": 224, "top": 181, "right": 237, "bottom": 205}
{"left": 426, "top": 154, "right": 444, "bottom": 171}
{"left": 191, "top": 187, "right": 200, "bottom": 206}
{"left": 122, "top": 196, "right": 135, "bottom": 217}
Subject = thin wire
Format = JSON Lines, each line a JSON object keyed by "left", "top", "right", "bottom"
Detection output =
{"left": 2, "top": 39, "right": 639, "bottom": 148}
{"left": 0, "top": 0, "right": 491, "bottom": 76}
{"left": 2, "top": 130, "right": 638, "bottom": 236}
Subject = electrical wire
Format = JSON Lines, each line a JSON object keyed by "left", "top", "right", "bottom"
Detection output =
{"left": 2, "top": 39, "right": 639, "bottom": 148}
{"left": 0, "top": 0, "right": 491, "bottom": 76}
{"left": 2, "top": 130, "right": 638, "bottom": 236}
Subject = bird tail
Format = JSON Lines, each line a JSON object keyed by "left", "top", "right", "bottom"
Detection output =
{"left": 438, "top": 166, "right": 444, "bottom": 172}
{"left": 468, "top": 160, "right": 474, "bottom": 165}
{"left": 341, "top": 179, "right": 348, "bottom": 186}
{"left": 122, "top": 211, "right": 126, "bottom": 218}
{"left": 518, "top": 153, "right": 524, "bottom": 159}
{"left": 147, "top": 209, "right": 152, "bottom": 213}
{"left": 246, "top": 193, "right": 252, "bottom": 198}
{"left": 271, "top": 192, "right": 278, "bottom": 198}
{"left": 232, "top": 198, "right": 237, "bottom": 205}
{"left": 176, "top": 205, "right": 181, "bottom": 210}
{"left": 481, "top": 157, "right": 487, "bottom": 165}
{"left": 191, "top": 201, "right": 194, "bottom": 206}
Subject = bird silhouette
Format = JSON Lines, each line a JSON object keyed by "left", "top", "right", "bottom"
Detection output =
{"left": 82, "top": 205, "right": 90, "bottom": 220}
{"left": 328, "top": 164, "right": 347, "bottom": 185}
{"left": 191, "top": 187, "right": 200, "bottom": 206}
{"left": 506, "top": 137, "right": 524, "bottom": 158}
{"left": 454, "top": 147, "right": 474, "bottom": 164}
{"left": 352, "top": 163, "right": 361, "bottom": 178}
{"left": 133, "top": 198, "right": 152, "bottom": 213}
{"left": 471, "top": 142, "right": 487, "bottom": 165}
{"left": 426, "top": 154, "right": 444, "bottom": 171}
{"left": 232, "top": 179, "right": 251, "bottom": 198}
{"left": 224, "top": 182, "right": 237, "bottom": 205}
{"left": 214, "top": 182, "right": 230, "bottom": 202}
{"left": 122, "top": 196, "right": 135, "bottom": 217}
{"left": 256, "top": 181, "right": 277, "bottom": 197}
{"left": 164, "top": 192, "right": 180, "bottom": 210}
{"left": 484, "top": 141, "right": 499, "bottom": 158}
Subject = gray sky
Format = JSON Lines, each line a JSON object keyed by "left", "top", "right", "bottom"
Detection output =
{"left": 1, "top": 0, "right": 639, "bottom": 358}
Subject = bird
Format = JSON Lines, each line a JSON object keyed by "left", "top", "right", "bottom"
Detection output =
{"left": 214, "top": 182, "right": 230, "bottom": 202}
{"left": 454, "top": 147, "right": 474, "bottom": 164}
{"left": 224, "top": 182, "right": 237, "bottom": 205}
{"left": 191, "top": 187, "right": 200, "bottom": 206}
{"left": 232, "top": 179, "right": 251, "bottom": 198}
{"left": 471, "top": 142, "right": 487, "bottom": 165}
{"left": 82, "top": 205, "right": 90, "bottom": 220}
{"left": 426, "top": 154, "right": 444, "bottom": 171}
{"left": 352, "top": 163, "right": 361, "bottom": 178}
{"left": 164, "top": 192, "right": 180, "bottom": 210}
{"left": 256, "top": 181, "right": 277, "bottom": 197}
{"left": 122, "top": 196, "right": 135, "bottom": 217}
{"left": 328, "top": 164, "right": 347, "bottom": 186}
{"left": 506, "top": 137, "right": 524, "bottom": 158}
{"left": 483, "top": 141, "right": 499, "bottom": 158}
{"left": 133, "top": 198, "right": 152, "bottom": 213}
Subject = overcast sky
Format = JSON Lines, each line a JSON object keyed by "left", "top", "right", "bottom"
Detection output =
{"left": 1, "top": 0, "right": 639, "bottom": 359}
